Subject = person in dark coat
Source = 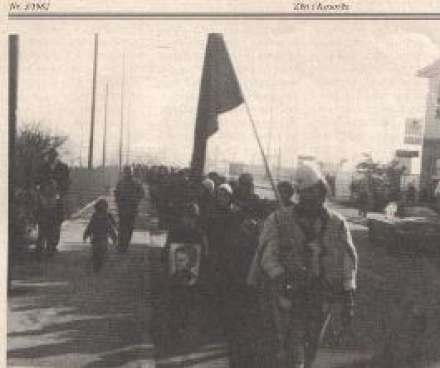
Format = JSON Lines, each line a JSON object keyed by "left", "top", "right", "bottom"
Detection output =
{"left": 114, "top": 166, "right": 145, "bottom": 252}
{"left": 206, "top": 183, "right": 259, "bottom": 368}
{"left": 207, "top": 171, "right": 223, "bottom": 188}
{"left": 165, "top": 245, "right": 202, "bottom": 346}
{"left": 197, "top": 178, "right": 215, "bottom": 231}
{"left": 154, "top": 206, "right": 207, "bottom": 355}
{"left": 206, "top": 183, "right": 241, "bottom": 289}
{"left": 358, "top": 181, "right": 370, "bottom": 218}
{"left": 37, "top": 148, "right": 71, "bottom": 196}
{"left": 83, "top": 198, "right": 117, "bottom": 272}
{"left": 35, "top": 179, "right": 61, "bottom": 259}
{"left": 406, "top": 183, "right": 416, "bottom": 204}
{"left": 234, "top": 173, "right": 262, "bottom": 219}
{"left": 36, "top": 148, "right": 71, "bottom": 253}
{"left": 167, "top": 170, "right": 192, "bottom": 228}
{"left": 161, "top": 203, "right": 207, "bottom": 270}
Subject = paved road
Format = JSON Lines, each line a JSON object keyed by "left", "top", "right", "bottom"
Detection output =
{"left": 8, "top": 189, "right": 157, "bottom": 368}
{"left": 7, "top": 190, "right": 440, "bottom": 367}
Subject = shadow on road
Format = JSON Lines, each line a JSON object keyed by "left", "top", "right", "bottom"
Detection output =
{"left": 84, "top": 345, "right": 155, "bottom": 368}
{"left": 8, "top": 243, "right": 154, "bottom": 367}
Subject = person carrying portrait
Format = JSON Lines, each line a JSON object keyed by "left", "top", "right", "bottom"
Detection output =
{"left": 154, "top": 204, "right": 207, "bottom": 355}
{"left": 161, "top": 203, "right": 207, "bottom": 271}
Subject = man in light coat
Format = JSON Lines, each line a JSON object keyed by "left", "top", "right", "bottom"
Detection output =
{"left": 248, "top": 163, "right": 358, "bottom": 368}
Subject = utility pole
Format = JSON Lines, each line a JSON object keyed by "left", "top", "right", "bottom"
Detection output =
{"left": 102, "top": 82, "right": 109, "bottom": 168}
{"left": 79, "top": 120, "right": 84, "bottom": 168}
{"left": 88, "top": 33, "right": 99, "bottom": 169}
{"left": 9, "top": 35, "right": 19, "bottom": 175}
{"left": 125, "top": 98, "right": 130, "bottom": 166}
{"left": 9, "top": 34, "right": 19, "bottom": 292}
{"left": 119, "top": 53, "right": 125, "bottom": 171}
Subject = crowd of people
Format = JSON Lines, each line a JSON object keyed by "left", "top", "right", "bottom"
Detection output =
{"left": 18, "top": 150, "right": 146, "bottom": 271}
{"left": 139, "top": 163, "right": 357, "bottom": 368}
{"left": 22, "top": 155, "right": 358, "bottom": 368}
{"left": 354, "top": 176, "right": 439, "bottom": 218}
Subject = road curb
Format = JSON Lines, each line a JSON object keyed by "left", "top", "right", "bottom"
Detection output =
{"left": 69, "top": 193, "right": 111, "bottom": 220}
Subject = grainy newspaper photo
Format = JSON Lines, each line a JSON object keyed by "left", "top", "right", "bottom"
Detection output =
{"left": 5, "top": 2, "right": 440, "bottom": 367}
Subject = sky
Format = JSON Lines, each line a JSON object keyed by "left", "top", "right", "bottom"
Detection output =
{"left": 9, "top": 20, "right": 440, "bottom": 169}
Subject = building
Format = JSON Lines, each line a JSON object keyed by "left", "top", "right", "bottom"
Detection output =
{"left": 418, "top": 60, "right": 440, "bottom": 198}
{"left": 394, "top": 146, "right": 421, "bottom": 191}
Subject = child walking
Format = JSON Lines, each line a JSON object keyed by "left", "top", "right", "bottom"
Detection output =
{"left": 83, "top": 198, "right": 117, "bottom": 272}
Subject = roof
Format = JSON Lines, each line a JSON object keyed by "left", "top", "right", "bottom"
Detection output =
{"left": 418, "top": 59, "right": 440, "bottom": 78}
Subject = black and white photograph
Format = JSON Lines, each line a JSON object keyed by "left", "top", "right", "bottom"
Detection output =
{"left": 6, "top": 3, "right": 440, "bottom": 367}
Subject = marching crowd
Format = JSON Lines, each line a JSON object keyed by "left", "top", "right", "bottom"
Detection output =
{"left": 26, "top": 153, "right": 358, "bottom": 368}
{"left": 137, "top": 164, "right": 357, "bottom": 368}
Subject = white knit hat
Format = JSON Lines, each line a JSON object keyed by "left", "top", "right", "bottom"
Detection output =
{"left": 294, "top": 163, "right": 326, "bottom": 190}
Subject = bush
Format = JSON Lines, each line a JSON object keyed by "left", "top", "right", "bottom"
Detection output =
{"left": 12, "top": 123, "right": 67, "bottom": 248}
{"left": 14, "top": 123, "right": 67, "bottom": 191}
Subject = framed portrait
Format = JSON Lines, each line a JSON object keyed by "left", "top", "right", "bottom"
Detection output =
{"left": 168, "top": 242, "right": 202, "bottom": 279}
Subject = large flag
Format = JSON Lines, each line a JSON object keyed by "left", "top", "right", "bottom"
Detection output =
{"left": 190, "top": 33, "right": 244, "bottom": 179}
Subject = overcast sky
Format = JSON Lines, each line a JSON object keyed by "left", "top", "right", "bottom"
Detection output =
{"left": 9, "top": 20, "right": 440, "bottom": 168}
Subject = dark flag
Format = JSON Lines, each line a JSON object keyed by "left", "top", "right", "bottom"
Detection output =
{"left": 190, "top": 33, "right": 244, "bottom": 179}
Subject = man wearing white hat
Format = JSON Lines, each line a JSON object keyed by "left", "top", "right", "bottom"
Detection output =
{"left": 248, "top": 163, "right": 358, "bottom": 368}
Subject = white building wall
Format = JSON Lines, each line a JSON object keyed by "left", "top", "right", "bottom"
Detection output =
{"left": 424, "top": 76, "right": 440, "bottom": 139}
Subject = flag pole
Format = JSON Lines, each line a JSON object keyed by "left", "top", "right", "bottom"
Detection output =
{"left": 242, "top": 99, "right": 283, "bottom": 206}
{"left": 219, "top": 33, "right": 282, "bottom": 205}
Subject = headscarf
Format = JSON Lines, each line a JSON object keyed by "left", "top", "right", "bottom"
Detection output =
{"left": 201, "top": 178, "right": 215, "bottom": 195}
{"left": 217, "top": 183, "right": 233, "bottom": 196}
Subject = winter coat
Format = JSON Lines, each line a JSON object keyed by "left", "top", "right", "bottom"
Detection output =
{"left": 37, "top": 161, "right": 71, "bottom": 196}
{"left": 247, "top": 204, "right": 358, "bottom": 295}
{"left": 114, "top": 178, "right": 145, "bottom": 213}
{"left": 84, "top": 212, "right": 117, "bottom": 245}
